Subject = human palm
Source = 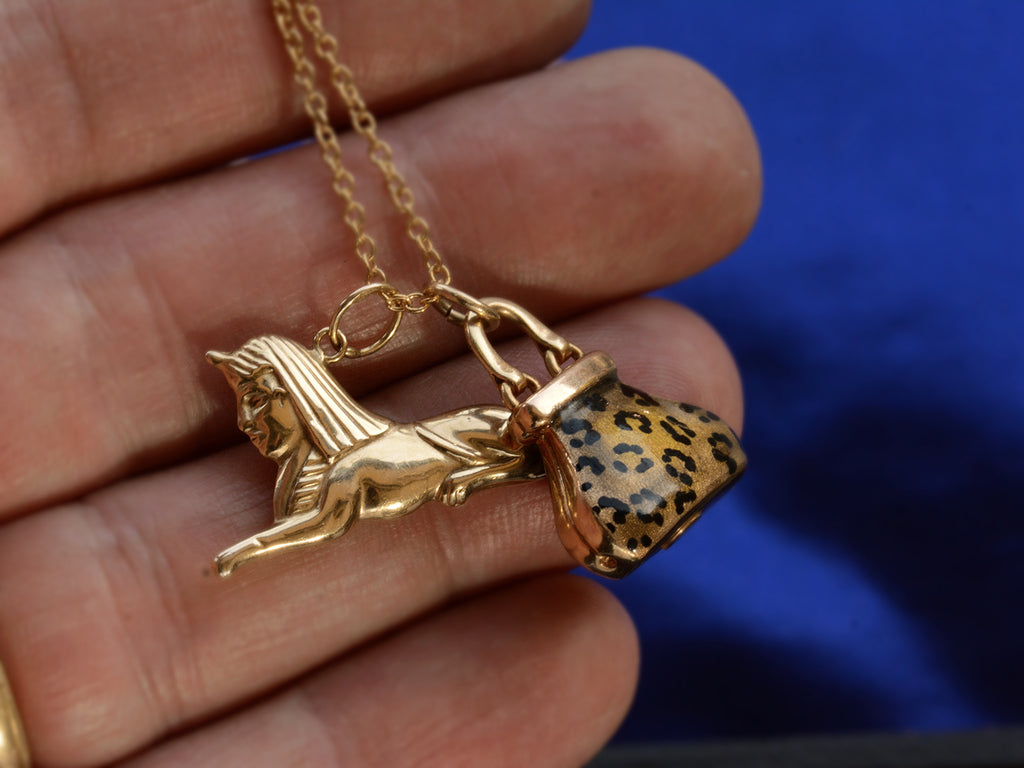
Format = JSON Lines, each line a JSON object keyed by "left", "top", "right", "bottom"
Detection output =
{"left": 0, "top": 1, "right": 759, "bottom": 765}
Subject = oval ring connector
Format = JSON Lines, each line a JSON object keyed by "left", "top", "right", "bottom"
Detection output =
{"left": 313, "top": 283, "right": 404, "bottom": 364}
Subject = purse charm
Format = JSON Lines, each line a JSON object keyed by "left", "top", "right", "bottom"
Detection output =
{"left": 452, "top": 296, "right": 747, "bottom": 578}
{"left": 208, "top": 0, "right": 746, "bottom": 578}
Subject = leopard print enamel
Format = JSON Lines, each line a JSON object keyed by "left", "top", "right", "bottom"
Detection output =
{"left": 511, "top": 352, "right": 746, "bottom": 578}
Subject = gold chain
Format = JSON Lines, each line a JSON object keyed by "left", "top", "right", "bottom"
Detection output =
{"left": 271, "top": 0, "right": 451, "bottom": 314}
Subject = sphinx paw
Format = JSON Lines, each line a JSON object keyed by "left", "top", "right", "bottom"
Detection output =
{"left": 215, "top": 538, "right": 259, "bottom": 577}
{"left": 215, "top": 554, "right": 238, "bottom": 578}
{"left": 439, "top": 480, "right": 470, "bottom": 507}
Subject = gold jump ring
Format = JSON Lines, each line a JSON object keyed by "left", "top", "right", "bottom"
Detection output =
{"left": 327, "top": 283, "right": 403, "bottom": 360}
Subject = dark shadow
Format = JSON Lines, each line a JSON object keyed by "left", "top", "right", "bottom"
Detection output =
{"left": 620, "top": 612, "right": 903, "bottom": 741}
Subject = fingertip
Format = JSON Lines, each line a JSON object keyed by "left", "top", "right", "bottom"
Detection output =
{"left": 579, "top": 46, "right": 763, "bottom": 269}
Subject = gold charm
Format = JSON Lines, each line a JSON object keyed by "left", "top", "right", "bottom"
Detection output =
{"left": 459, "top": 296, "right": 747, "bottom": 578}
{"left": 208, "top": 333, "right": 542, "bottom": 576}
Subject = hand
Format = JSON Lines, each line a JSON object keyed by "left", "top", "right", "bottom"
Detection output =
{"left": 0, "top": 1, "right": 759, "bottom": 765}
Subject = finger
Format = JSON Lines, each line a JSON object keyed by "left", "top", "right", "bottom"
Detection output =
{"left": 0, "top": 0, "right": 589, "bottom": 233}
{"left": 0, "top": 299, "right": 736, "bottom": 765}
{"left": 0, "top": 48, "right": 760, "bottom": 519}
{"left": 119, "top": 575, "right": 637, "bottom": 768}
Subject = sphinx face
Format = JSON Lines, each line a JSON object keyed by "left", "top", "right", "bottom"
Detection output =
{"left": 234, "top": 372, "right": 304, "bottom": 461}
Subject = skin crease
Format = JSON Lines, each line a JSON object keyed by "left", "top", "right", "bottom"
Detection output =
{"left": 0, "top": 1, "right": 761, "bottom": 766}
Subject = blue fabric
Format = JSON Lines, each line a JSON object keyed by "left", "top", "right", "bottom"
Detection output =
{"left": 569, "top": 1, "right": 1024, "bottom": 743}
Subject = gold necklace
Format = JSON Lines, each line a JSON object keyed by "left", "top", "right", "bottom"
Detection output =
{"left": 207, "top": 0, "right": 747, "bottom": 579}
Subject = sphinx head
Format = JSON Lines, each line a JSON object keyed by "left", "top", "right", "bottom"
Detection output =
{"left": 208, "top": 349, "right": 304, "bottom": 461}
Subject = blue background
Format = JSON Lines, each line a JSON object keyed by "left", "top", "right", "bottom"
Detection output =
{"left": 569, "top": 1, "right": 1024, "bottom": 743}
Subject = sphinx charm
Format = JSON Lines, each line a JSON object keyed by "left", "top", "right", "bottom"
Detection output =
{"left": 207, "top": 335, "right": 543, "bottom": 576}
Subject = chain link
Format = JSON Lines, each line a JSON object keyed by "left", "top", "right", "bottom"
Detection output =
{"left": 270, "top": 0, "right": 451, "bottom": 307}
